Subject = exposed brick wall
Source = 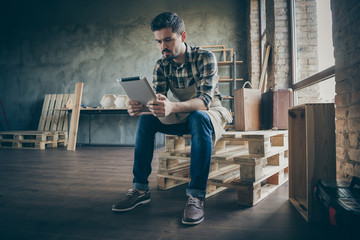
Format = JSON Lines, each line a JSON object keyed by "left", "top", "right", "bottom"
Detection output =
{"left": 247, "top": 0, "right": 261, "bottom": 88}
{"left": 331, "top": 0, "right": 360, "bottom": 179}
{"left": 266, "top": 0, "right": 291, "bottom": 90}
{"left": 294, "top": 0, "right": 320, "bottom": 104}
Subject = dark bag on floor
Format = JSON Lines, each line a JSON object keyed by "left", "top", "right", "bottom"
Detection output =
{"left": 314, "top": 176, "right": 360, "bottom": 226}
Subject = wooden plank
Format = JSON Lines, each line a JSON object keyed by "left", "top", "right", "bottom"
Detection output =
{"left": 212, "top": 148, "right": 249, "bottom": 162}
{"left": 292, "top": 65, "right": 335, "bottom": 91}
{"left": 206, "top": 186, "right": 228, "bottom": 198}
{"left": 259, "top": 45, "right": 271, "bottom": 94}
{"left": 50, "top": 94, "right": 64, "bottom": 131}
{"left": 44, "top": 94, "right": 57, "bottom": 131}
{"left": 304, "top": 104, "right": 336, "bottom": 222}
{"left": 288, "top": 106, "right": 308, "bottom": 220}
{"left": 157, "top": 177, "right": 187, "bottom": 190}
{"left": 158, "top": 158, "right": 179, "bottom": 170}
{"left": 57, "top": 94, "right": 70, "bottom": 131}
{"left": 62, "top": 94, "right": 74, "bottom": 131}
{"left": 209, "top": 169, "right": 240, "bottom": 184}
{"left": 67, "top": 82, "right": 84, "bottom": 151}
{"left": 217, "top": 61, "right": 243, "bottom": 66}
{"left": 37, "top": 94, "right": 51, "bottom": 131}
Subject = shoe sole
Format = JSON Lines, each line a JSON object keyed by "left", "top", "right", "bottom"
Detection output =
{"left": 182, "top": 217, "right": 204, "bottom": 225}
{"left": 112, "top": 198, "right": 151, "bottom": 212}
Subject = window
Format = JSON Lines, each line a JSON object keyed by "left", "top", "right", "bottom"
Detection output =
{"left": 290, "top": 0, "right": 335, "bottom": 104}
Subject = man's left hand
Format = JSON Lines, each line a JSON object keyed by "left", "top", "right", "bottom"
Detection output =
{"left": 147, "top": 94, "right": 173, "bottom": 117}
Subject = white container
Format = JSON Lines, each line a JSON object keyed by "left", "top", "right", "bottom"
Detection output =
{"left": 100, "top": 94, "right": 116, "bottom": 109}
{"left": 114, "top": 95, "right": 129, "bottom": 109}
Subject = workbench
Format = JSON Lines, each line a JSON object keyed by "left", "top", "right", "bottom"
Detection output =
{"left": 56, "top": 108, "right": 130, "bottom": 145}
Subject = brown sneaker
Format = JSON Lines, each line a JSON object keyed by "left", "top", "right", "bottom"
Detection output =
{"left": 112, "top": 189, "right": 151, "bottom": 212}
{"left": 182, "top": 194, "right": 205, "bottom": 225}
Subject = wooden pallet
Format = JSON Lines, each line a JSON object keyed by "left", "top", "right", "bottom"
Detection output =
{"left": 157, "top": 130, "right": 288, "bottom": 204}
{"left": 0, "top": 94, "right": 73, "bottom": 150}
{"left": 158, "top": 162, "right": 240, "bottom": 198}
{"left": 213, "top": 130, "right": 288, "bottom": 161}
{"left": 38, "top": 94, "right": 74, "bottom": 132}
{"left": 234, "top": 167, "right": 289, "bottom": 206}
{"left": 0, "top": 131, "right": 67, "bottom": 150}
{"left": 159, "top": 130, "right": 287, "bottom": 162}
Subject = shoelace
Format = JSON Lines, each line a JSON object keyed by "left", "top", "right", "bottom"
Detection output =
{"left": 187, "top": 194, "right": 199, "bottom": 206}
{"left": 127, "top": 189, "right": 136, "bottom": 196}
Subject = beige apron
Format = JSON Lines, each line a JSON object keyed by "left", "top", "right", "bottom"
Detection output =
{"left": 158, "top": 81, "right": 233, "bottom": 145}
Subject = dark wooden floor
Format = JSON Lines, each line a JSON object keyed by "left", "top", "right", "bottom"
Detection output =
{"left": 0, "top": 147, "right": 351, "bottom": 240}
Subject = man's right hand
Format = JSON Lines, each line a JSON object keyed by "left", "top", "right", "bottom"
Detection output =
{"left": 127, "top": 100, "right": 144, "bottom": 116}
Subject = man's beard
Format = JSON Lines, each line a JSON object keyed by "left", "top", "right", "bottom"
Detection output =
{"left": 162, "top": 49, "right": 179, "bottom": 60}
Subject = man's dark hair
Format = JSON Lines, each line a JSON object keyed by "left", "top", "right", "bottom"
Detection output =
{"left": 151, "top": 12, "right": 185, "bottom": 35}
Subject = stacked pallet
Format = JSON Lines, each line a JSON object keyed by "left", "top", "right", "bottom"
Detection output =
{"left": 0, "top": 93, "right": 73, "bottom": 150}
{"left": 157, "top": 130, "right": 288, "bottom": 206}
{"left": 0, "top": 131, "right": 67, "bottom": 150}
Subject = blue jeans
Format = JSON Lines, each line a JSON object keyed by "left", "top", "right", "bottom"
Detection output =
{"left": 132, "top": 111, "right": 214, "bottom": 198}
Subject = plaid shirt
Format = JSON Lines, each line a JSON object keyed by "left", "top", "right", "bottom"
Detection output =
{"left": 153, "top": 43, "right": 222, "bottom": 107}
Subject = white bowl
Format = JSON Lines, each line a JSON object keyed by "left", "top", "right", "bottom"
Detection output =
{"left": 100, "top": 94, "right": 116, "bottom": 109}
{"left": 114, "top": 95, "right": 129, "bottom": 109}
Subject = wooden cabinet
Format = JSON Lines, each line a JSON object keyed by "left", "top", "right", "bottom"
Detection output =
{"left": 288, "top": 103, "right": 336, "bottom": 222}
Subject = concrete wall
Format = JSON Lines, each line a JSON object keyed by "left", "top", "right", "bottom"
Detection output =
{"left": 331, "top": 0, "right": 360, "bottom": 179}
{"left": 0, "top": 0, "right": 247, "bottom": 145}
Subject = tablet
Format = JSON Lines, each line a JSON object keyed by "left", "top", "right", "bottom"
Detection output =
{"left": 117, "top": 76, "right": 157, "bottom": 112}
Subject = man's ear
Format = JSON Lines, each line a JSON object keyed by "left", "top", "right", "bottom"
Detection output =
{"left": 181, "top": 31, "right": 187, "bottom": 42}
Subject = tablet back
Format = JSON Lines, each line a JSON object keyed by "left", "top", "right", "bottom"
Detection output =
{"left": 117, "top": 76, "right": 156, "bottom": 111}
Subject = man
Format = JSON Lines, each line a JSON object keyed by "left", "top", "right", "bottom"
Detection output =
{"left": 112, "top": 12, "right": 232, "bottom": 225}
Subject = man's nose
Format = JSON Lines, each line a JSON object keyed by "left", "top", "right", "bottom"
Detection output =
{"left": 160, "top": 41, "right": 167, "bottom": 50}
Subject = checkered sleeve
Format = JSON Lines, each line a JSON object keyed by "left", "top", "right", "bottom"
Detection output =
{"left": 196, "top": 51, "right": 218, "bottom": 107}
{"left": 152, "top": 60, "right": 169, "bottom": 96}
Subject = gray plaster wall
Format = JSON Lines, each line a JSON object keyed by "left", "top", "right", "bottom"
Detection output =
{"left": 0, "top": 0, "right": 247, "bottom": 145}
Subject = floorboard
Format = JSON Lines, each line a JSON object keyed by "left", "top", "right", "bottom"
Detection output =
{"left": 0, "top": 147, "right": 352, "bottom": 240}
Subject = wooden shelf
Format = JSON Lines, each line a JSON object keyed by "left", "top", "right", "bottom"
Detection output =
{"left": 222, "top": 96, "right": 234, "bottom": 100}
{"left": 219, "top": 78, "right": 244, "bottom": 82}
{"left": 218, "top": 61, "right": 243, "bottom": 66}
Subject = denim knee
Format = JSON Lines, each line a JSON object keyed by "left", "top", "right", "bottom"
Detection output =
{"left": 187, "top": 111, "right": 214, "bottom": 137}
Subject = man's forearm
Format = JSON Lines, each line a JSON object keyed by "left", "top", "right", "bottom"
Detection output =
{"left": 171, "top": 98, "right": 207, "bottom": 113}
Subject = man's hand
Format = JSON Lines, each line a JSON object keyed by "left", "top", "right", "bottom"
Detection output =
{"left": 127, "top": 100, "right": 145, "bottom": 116}
{"left": 147, "top": 94, "right": 173, "bottom": 117}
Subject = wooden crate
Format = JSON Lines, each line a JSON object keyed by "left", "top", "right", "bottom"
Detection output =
{"left": 288, "top": 104, "right": 336, "bottom": 222}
